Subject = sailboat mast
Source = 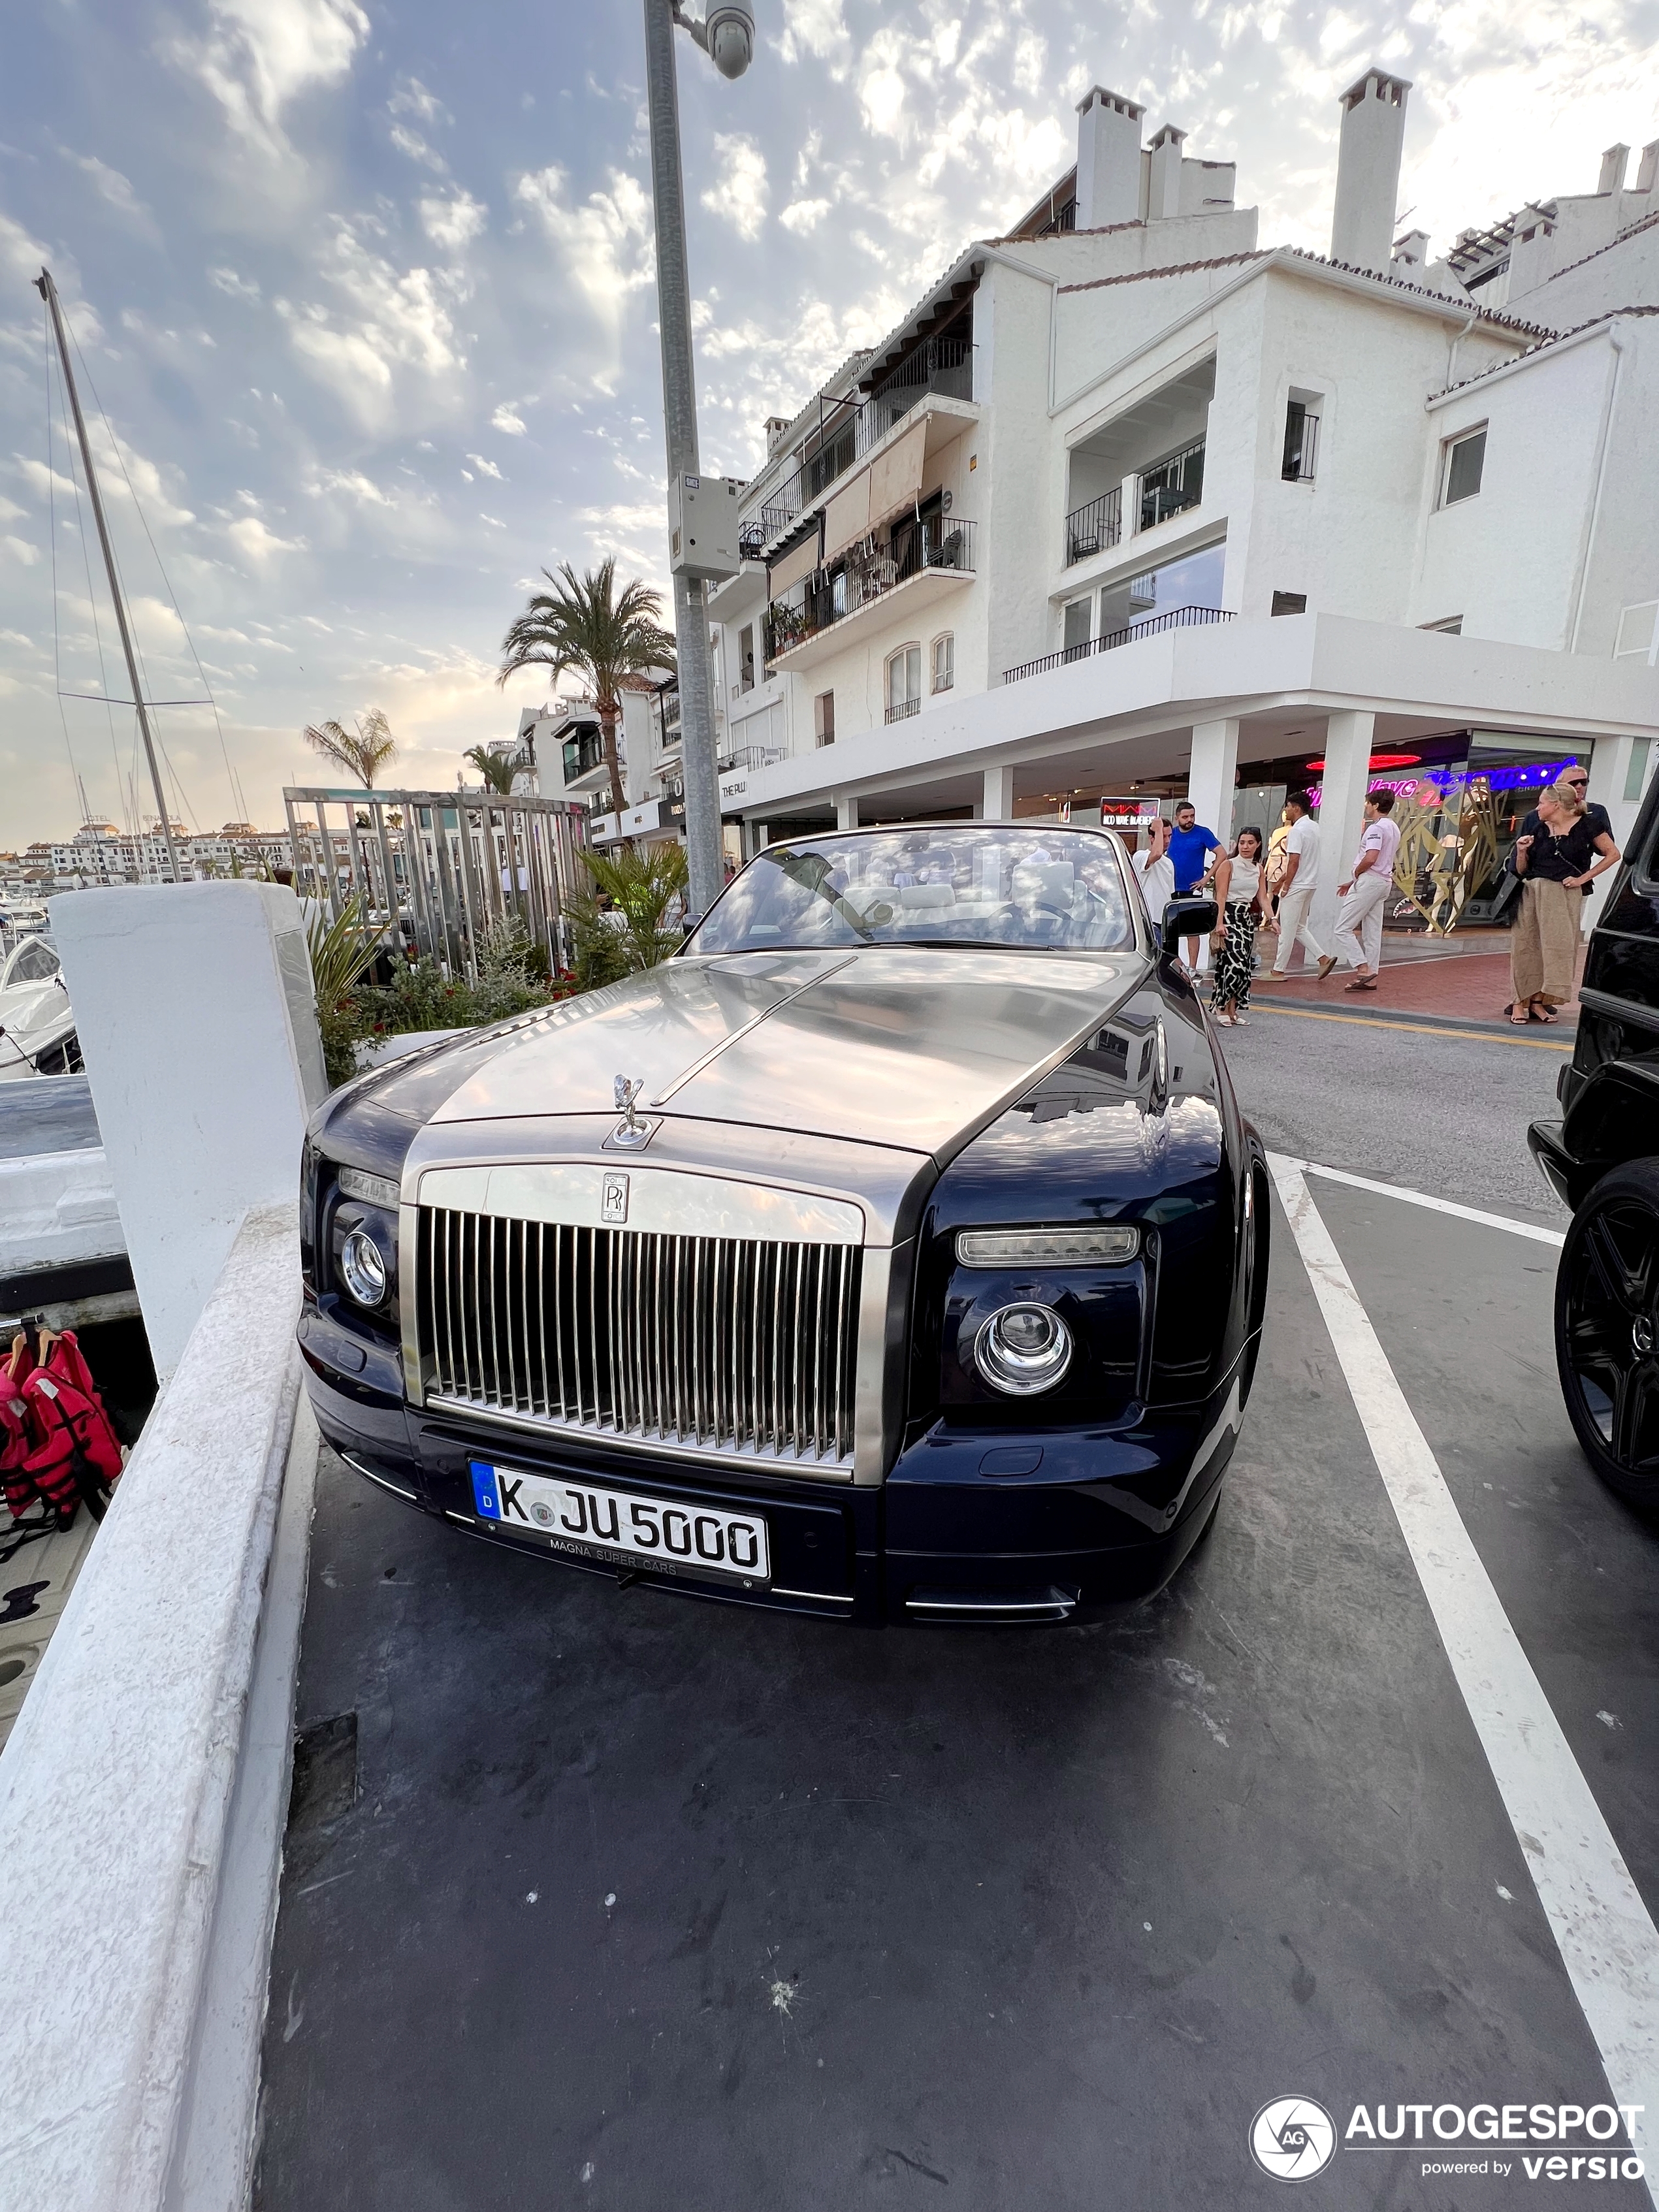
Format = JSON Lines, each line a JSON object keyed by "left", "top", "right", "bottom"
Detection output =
{"left": 35, "top": 265, "right": 182, "bottom": 884}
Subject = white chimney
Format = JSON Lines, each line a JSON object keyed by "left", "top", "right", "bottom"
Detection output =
{"left": 1637, "top": 140, "right": 1659, "bottom": 194}
{"left": 1598, "top": 143, "right": 1630, "bottom": 194}
{"left": 1330, "top": 68, "right": 1411, "bottom": 274}
{"left": 1075, "top": 86, "right": 1146, "bottom": 229}
{"left": 1148, "top": 124, "right": 1187, "bottom": 221}
{"left": 1391, "top": 227, "right": 1429, "bottom": 276}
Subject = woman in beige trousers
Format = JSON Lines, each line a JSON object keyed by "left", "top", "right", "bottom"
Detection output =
{"left": 1509, "top": 783, "right": 1620, "bottom": 1024}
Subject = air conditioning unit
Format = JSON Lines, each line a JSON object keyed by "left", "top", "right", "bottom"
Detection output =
{"left": 668, "top": 474, "right": 743, "bottom": 582}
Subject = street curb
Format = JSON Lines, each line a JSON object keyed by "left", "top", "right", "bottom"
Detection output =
{"left": 1251, "top": 991, "right": 1579, "bottom": 1038}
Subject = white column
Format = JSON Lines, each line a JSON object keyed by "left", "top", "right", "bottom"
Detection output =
{"left": 51, "top": 881, "right": 326, "bottom": 1379}
{"left": 834, "top": 793, "right": 858, "bottom": 832}
{"left": 1311, "top": 709, "right": 1376, "bottom": 947}
{"left": 982, "top": 765, "right": 1014, "bottom": 822}
{"left": 1120, "top": 475, "right": 1138, "bottom": 549}
{"left": 1186, "top": 717, "right": 1240, "bottom": 849}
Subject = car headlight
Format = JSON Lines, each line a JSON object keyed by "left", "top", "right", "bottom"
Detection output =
{"left": 956, "top": 1225, "right": 1138, "bottom": 1268}
{"left": 338, "top": 1165, "right": 400, "bottom": 1210}
{"left": 974, "top": 1302, "right": 1073, "bottom": 1395}
{"left": 339, "top": 1226, "right": 389, "bottom": 1308}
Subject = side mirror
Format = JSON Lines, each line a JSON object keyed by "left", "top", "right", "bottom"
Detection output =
{"left": 1161, "top": 897, "right": 1217, "bottom": 960}
{"left": 680, "top": 911, "right": 705, "bottom": 938}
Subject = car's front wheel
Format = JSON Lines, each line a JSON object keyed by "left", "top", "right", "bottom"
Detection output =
{"left": 1555, "top": 1159, "right": 1659, "bottom": 1507}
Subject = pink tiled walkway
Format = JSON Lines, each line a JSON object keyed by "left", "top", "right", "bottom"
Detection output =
{"left": 1257, "top": 931, "right": 1588, "bottom": 1026}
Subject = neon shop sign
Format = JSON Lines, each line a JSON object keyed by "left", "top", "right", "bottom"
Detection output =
{"left": 1306, "top": 758, "right": 1581, "bottom": 809}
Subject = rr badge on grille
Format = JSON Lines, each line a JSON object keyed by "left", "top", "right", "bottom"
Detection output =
{"left": 602, "top": 1171, "right": 630, "bottom": 1225}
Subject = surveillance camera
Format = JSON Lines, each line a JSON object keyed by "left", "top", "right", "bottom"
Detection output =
{"left": 705, "top": 0, "right": 754, "bottom": 78}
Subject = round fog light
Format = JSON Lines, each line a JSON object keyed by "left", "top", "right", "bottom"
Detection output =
{"left": 974, "top": 1302, "right": 1072, "bottom": 1396}
{"left": 340, "top": 1227, "right": 389, "bottom": 1307}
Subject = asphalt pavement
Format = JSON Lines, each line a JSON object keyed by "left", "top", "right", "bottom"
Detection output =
{"left": 1221, "top": 1001, "right": 1571, "bottom": 1226}
{"left": 254, "top": 1010, "right": 1659, "bottom": 2211}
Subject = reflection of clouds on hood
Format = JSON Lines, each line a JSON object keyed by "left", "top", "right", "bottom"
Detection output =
{"left": 5, "top": 0, "right": 1658, "bottom": 841}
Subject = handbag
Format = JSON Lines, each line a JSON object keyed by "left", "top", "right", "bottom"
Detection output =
{"left": 1489, "top": 861, "right": 1524, "bottom": 924}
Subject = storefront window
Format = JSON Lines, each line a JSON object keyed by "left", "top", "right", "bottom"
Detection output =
{"left": 1241, "top": 733, "right": 1587, "bottom": 933}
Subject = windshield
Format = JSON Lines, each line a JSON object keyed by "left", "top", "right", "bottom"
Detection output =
{"left": 688, "top": 828, "right": 1140, "bottom": 956}
{"left": 3, "top": 938, "right": 59, "bottom": 987}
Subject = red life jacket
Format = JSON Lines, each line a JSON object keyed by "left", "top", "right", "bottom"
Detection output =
{"left": 1, "top": 1328, "right": 123, "bottom": 1524}
{"left": 0, "top": 1388, "right": 37, "bottom": 1523}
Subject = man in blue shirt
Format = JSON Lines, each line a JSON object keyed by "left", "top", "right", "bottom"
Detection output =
{"left": 1167, "top": 800, "right": 1221, "bottom": 967}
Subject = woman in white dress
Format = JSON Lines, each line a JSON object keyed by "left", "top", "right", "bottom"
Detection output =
{"left": 1209, "top": 827, "right": 1266, "bottom": 1025}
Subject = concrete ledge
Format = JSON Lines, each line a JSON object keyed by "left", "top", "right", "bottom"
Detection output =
{"left": 0, "top": 1202, "right": 314, "bottom": 2211}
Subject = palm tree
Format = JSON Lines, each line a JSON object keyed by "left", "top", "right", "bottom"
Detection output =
{"left": 304, "top": 709, "right": 398, "bottom": 788}
{"left": 581, "top": 839, "right": 689, "bottom": 974}
{"left": 497, "top": 558, "right": 675, "bottom": 818}
{"left": 462, "top": 743, "right": 518, "bottom": 795}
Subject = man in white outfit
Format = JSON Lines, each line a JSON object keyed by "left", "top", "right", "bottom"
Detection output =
{"left": 1330, "top": 789, "right": 1400, "bottom": 992}
{"left": 1131, "top": 812, "right": 1176, "bottom": 926}
{"left": 1264, "top": 793, "right": 1331, "bottom": 981}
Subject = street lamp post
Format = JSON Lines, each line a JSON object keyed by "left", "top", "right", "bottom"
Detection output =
{"left": 642, "top": 1, "right": 754, "bottom": 923}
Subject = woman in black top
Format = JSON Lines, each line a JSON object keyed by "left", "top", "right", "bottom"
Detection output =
{"left": 1508, "top": 784, "right": 1620, "bottom": 1023}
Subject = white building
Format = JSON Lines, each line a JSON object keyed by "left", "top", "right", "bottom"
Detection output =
{"left": 519, "top": 682, "right": 687, "bottom": 850}
{"left": 46, "top": 821, "right": 294, "bottom": 889}
{"left": 706, "top": 71, "right": 1659, "bottom": 946}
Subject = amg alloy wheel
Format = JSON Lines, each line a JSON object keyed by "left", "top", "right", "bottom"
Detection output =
{"left": 1555, "top": 1160, "right": 1659, "bottom": 1507}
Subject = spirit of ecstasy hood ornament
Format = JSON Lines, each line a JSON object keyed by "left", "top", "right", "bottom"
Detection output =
{"left": 607, "top": 1074, "right": 656, "bottom": 1153}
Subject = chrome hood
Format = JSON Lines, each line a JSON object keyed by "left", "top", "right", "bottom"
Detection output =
{"left": 430, "top": 948, "right": 1147, "bottom": 1160}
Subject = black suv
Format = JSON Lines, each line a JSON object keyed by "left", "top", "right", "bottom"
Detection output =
{"left": 1530, "top": 763, "right": 1659, "bottom": 1505}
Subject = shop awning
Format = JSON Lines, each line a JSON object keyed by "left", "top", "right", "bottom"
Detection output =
{"left": 767, "top": 529, "right": 820, "bottom": 600}
{"left": 868, "top": 417, "right": 927, "bottom": 531}
{"left": 822, "top": 468, "right": 872, "bottom": 562}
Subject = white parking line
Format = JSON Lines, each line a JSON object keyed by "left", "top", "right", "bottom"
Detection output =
{"left": 1270, "top": 1155, "right": 1659, "bottom": 2192}
{"left": 1282, "top": 1155, "right": 1566, "bottom": 1247}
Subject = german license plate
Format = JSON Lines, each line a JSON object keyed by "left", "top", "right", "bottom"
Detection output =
{"left": 470, "top": 1462, "right": 771, "bottom": 1585}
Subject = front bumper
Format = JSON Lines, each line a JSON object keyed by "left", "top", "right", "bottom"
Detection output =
{"left": 300, "top": 1309, "right": 1244, "bottom": 1626}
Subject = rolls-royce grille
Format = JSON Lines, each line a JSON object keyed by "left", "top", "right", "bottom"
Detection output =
{"left": 416, "top": 1206, "right": 862, "bottom": 1470}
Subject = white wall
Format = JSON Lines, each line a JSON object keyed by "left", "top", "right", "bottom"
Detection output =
{"left": 1235, "top": 272, "right": 1524, "bottom": 628}
{"left": 1576, "top": 319, "right": 1659, "bottom": 660}
{"left": 51, "top": 882, "right": 325, "bottom": 1379}
{"left": 1415, "top": 331, "right": 1611, "bottom": 649}
{"left": 1521, "top": 219, "right": 1659, "bottom": 331}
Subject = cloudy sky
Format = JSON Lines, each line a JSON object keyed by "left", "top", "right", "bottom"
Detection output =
{"left": 2, "top": 0, "right": 1656, "bottom": 846}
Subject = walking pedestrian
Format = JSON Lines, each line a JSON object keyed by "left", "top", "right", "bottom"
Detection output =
{"left": 1131, "top": 811, "right": 1175, "bottom": 925}
{"left": 1507, "top": 781, "right": 1620, "bottom": 1023}
{"left": 1330, "top": 790, "right": 1400, "bottom": 991}
{"left": 1209, "top": 827, "right": 1267, "bottom": 1025}
{"left": 1167, "top": 799, "right": 1221, "bottom": 968}
{"left": 1263, "top": 793, "right": 1329, "bottom": 980}
{"left": 1265, "top": 804, "right": 1293, "bottom": 920}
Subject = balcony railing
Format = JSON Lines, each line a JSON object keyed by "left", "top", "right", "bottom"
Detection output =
{"left": 1138, "top": 438, "right": 1205, "bottom": 532}
{"left": 884, "top": 696, "right": 922, "bottom": 724}
{"left": 717, "top": 744, "right": 784, "bottom": 775}
{"left": 748, "top": 337, "right": 976, "bottom": 552}
{"left": 1281, "top": 407, "right": 1319, "bottom": 483}
{"left": 765, "top": 517, "right": 976, "bottom": 664}
{"left": 1036, "top": 197, "right": 1078, "bottom": 238}
{"left": 1003, "top": 603, "right": 1233, "bottom": 685}
{"left": 1064, "top": 487, "right": 1122, "bottom": 566}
